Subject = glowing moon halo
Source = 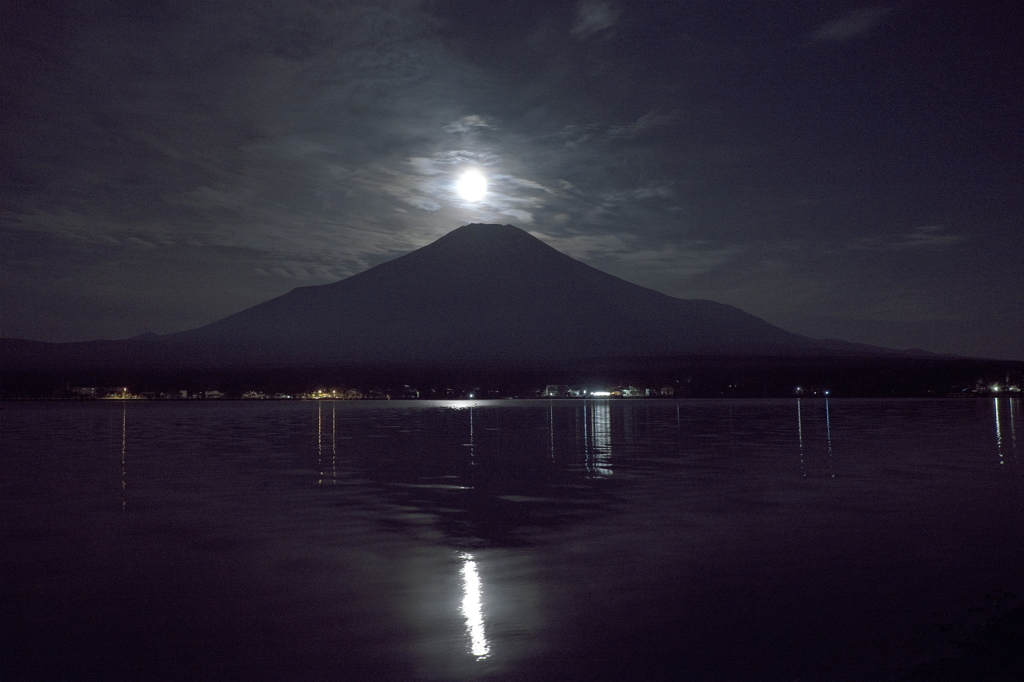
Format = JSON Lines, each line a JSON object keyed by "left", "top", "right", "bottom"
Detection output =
{"left": 456, "top": 169, "right": 488, "bottom": 202}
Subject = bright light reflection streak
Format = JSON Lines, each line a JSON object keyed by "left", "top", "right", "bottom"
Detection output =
{"left": 549, "top": 401, "right": 555, "bottom": 460}
{"left": 797, "top": 399, "right": 806, "bottom": 477}
{"left": 995, "top": 397, "right": 1003, "bottom": 465}
{"left": 120, "top": 403, "right": 127, "bottom": 511}
{"left": 458, "top": 552, "right": 490, "bottom": 659}
{"left": 825, "top": 399, "right": 834, "bottom": 478}
{"left": 591, "top": 400, "right": 612, "bottom": 476}
{"left": 1010, "top": 398, "right": 1018, "bottom": 459}
{"left": 317, "top": 401, "right": 323, "bottom": 483}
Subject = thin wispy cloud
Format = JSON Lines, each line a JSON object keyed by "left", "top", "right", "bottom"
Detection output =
{"left": 538, "top": 231, "right": 736, "bottom": 283}
{"left": 607, "top": 111, "right": 678, "bottom": 139}
{"left": 442, "top": 115, "right": 495, "bottom": 134}
{"left": 560, "top": 110, "right": 677, "bottom": 146}
{"left": 570, "top": 1, "right": 621, "bottom": 40}
{"left": 812, "top": 6, "right": 894, "bottom": 42}
{"left": 845, "top": 225, "right": 962, "bottom": 251}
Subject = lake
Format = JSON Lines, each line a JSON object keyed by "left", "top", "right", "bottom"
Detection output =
{"left": 2, "top": 398, "right": 1022, "bottom": 681}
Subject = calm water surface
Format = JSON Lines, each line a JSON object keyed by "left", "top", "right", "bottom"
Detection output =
{"left": 2, "top": 398, "right": 1022, "bottom": 681}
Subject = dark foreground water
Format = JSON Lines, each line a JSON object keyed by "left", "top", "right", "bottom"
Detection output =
{"left": 2, "top": 398, "right": 1022, "bottom": 681}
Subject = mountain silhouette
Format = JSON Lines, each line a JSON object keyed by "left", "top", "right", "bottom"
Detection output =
{"left": 157, "top": 223, "right": 830, "bottom": 367}
{"left": 3, "top": 223, "right": 901, "bottom": 374}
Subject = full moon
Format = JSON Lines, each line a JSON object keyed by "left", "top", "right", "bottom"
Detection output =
{"left": 456, "top": 169, "right": 488, "bottom": 202}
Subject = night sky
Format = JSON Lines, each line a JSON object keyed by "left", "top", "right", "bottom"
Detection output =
{"left": 2, "top": 1, "right": 1022, "bottom": 360}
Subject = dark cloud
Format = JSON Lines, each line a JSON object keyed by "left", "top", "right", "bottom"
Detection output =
{"left": 1, "top": 0, "right": 1021, "bottom": 359}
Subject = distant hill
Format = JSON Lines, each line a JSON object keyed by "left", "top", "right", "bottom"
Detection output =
{"left": 3, "top": 223, "right": 923, "bottom": 375}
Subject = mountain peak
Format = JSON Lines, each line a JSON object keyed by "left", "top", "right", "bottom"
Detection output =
{"left": 379, "top": 223, "right": 570, "bottom": 276}
{"left": 448, "top": 223, "right": 524, "bottom": 236}
{"left": 428, "top": 223, "right": 548, "bottom": 253}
